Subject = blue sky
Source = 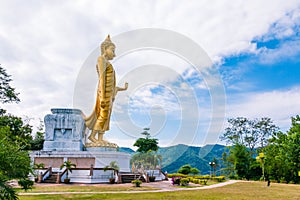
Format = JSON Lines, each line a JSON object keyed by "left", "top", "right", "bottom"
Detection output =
{"left": 0, "top": 0, "right": 300, "bottom": 148}
{"left": 223, "top": 30, "right": 300, "bottom": 93}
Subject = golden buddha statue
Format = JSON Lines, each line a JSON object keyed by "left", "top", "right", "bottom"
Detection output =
{"left": 85, "top": 35, "right": 128, "bottom": 147}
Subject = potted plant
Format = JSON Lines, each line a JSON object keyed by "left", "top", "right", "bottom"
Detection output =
{"left": 33, "top": 163, "right": 45, "bottom": 182}
{"left": 148, "top": 170, "right": 156, "bottom": 182}
{"left": 131, "top": 179, "right": 142, "bottom": 187}
{"left": 104, "top": 161, "right": 119, "bottom": 184}
{"left": 60, "top": 160, "right": 76, "bottom": 183}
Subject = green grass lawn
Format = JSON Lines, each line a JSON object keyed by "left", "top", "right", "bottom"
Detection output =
{"left": 19, "top": 181, "right": 300, "bottom": 200}
{"left": 16, "top": 184, "right": 158, "bottom": 193}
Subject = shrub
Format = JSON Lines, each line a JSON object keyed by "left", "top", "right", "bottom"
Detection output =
{"left": 212, "top": 176, "right": 226, "bottom": 182}
{"left": 192, "top": 175, "right": 210, "bottom": 179}
{"left": 188, "top": 177, "right": 194, "bottom": 182}
{"left": 180, "top": 178, "right": 189, "bottom": 186}
{"left": 172, "top": 177, "right": 181, "bottom": 185}
{"left": 178, "top": 165, "right": 192, "bottom": 175}
{"left": 200, "top": 179, "right": 208, "bottom": 185}
{"left": 18, "top": 179, "right": 34, "bottom": 191}
{"left": 229, "top": 173, "right": 238, "bottom": 180}
{"left": 192, "top": 178, "right": 199, "bottom": 184}
{"left": 131, "top": 180, "right": 142, "bottom": 187}
{"left": 200, "top": 175, "right": 210, "bottom": 179}
{"left": 167, "top": 173, "right": 187, "bottom": 178}
{"left": 0, "top": 181, "right": 18, "bottom": 200}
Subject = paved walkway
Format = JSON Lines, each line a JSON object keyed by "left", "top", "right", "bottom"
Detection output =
{"left": 19, "top": 180, "right": 239, "bottom": 196}
{"left": 141, "top": 179, "right": 239, "bottom": 192}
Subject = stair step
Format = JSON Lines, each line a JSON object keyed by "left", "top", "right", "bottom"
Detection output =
{"left": 43, "top": 174, "right": 58, "bottom": 183}
{"left": 120, "top": 174, "right": 146, "bottom": 183}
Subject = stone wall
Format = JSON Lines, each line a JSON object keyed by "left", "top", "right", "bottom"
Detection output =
{"left": 34, "top": 157, "right": 64, "bottom": 168}
{"left": 68, "top": 158, "right": 95, "bottom": 168}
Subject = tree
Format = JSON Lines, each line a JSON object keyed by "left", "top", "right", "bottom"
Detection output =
{"left": 177, "top": 164, "right": 200, "bottom": 175}
{"left": 265, "top": 131, "right": 290, "bottom": 183}
{"left": 34, "top": 163, "right": 45, "bottom": 169}
{"left": 256, "top": 153, "right": 265, "bottom": 180}
{"left": 264, "top": 116, "right": 300, "bottom": 183}
{"left": 29, "top": 131, "right": 44, "bottom": 150}
{"left": 221, "top": 117, "right": 250, "bottom": 147}
{"left": 134, "top": 137, "right": 159, "bottom": 153}
{"left": 131, "top": 128, "right": 161, "bottom": 171}
{"left": 0, "top": 127, "right": 31, "bottom": 177}
{"left": 230, "top": 144, "right": 251, "bottom": 180}
{"left": 0, "top": 127, "right": 31, "bottom": 200}
{"left": 190, "top": 167, "right": 200, "bottom": 175}
{"left": 104, "top": 161, "right": 119, "bottom": 183}
{"left": 0, "top": 113, "right": 33, "bottom": 150}
{"left": 131, "top": 151, "right": 162, "bottom": 170}
{"left": 285, "top": 115, "right": 300, "bottom": 183}
{"left": 60, "top": 161, "right": 76, "bottom": 179}
{"left": 221, "top": 150, "right": 235, "bottom": 177}
{"left": 0, "top": 65, "right": 31, "bottom": 199}
{"left": 255, "top": 117, "right": 278, "bottom": 148}
{"left": 0, "top": 65, "right": 20, "bottom": 105}
{"left": 0, "top": 180, "right": 18, "bottom": 200}
{"left": 29, "top": 120, "right": 45, "bottom": 150}
{"left": 104, "top": 161, "right": 120, "bottom": 171}
{"left": 221, "top": 117, "right": 278, "bottom": 152}
{"left": 220, "top": 117, "right": 279, "bottom": 180}
{"left": 178, "top": 164, "right": 192, "bottom": 175}
{"left": 133, "top": 128, "right": 158, "bottom": 153}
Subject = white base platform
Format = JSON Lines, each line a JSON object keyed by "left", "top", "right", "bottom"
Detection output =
{"left": 31, "top": 150, "right": 131, "bottom": 172}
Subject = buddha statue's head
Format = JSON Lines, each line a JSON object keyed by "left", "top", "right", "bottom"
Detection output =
{"left": 101, "top": 35, "right": 116, "bottom": 55}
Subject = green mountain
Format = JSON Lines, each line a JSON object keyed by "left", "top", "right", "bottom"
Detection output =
{"left": 158, "top": 144, "right": 227, "bottom": 174}
{"left": 121, "top": 144, "right": 228, "bottom": 174}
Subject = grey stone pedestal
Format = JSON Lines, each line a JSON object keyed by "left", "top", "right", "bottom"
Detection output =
{"left": 43, "top": 108, "right": 85, "bottom": 151}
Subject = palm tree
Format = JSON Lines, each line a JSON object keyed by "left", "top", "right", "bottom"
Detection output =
{"left": 153, "top": 154, "right": 162, "bottom": 168}
{"left": 33, "top": 163, "right": 45, "bottom": 182}
{"left": 34, "top": 163, "right": 45, "bottom": 169}
{"left": 60, "top": 160, "right": 76, "bottom": 179}
{"left": 104, "top": 161, "right": 119, "bottom": 183}
{"left": 105, "top": 161, "right": 120, "bottom": 171}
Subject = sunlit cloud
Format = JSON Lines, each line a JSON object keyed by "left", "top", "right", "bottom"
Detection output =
{"left": 0, "top": 0, "right": 299, "bottom": 147}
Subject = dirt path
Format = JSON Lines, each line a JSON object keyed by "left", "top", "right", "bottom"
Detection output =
{"left": 19, "top": 180, "right": 239, "bottom": 196}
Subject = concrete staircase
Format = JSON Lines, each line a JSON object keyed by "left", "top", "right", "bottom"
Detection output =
{"left": 43, "top": 172, "right": 59, "bottom": 183}
{"left": 119, "top": 172, "right": 146, "bottom": 183}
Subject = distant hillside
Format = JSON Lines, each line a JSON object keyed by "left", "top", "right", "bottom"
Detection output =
{"left": 158, "top": 144, "right": 227, "bottom": 174}
{"left": 119, "top": 147, "right": 136, "bottom": 154}
{"left": 120, "top": 144, "right": 228, "bottom": 174}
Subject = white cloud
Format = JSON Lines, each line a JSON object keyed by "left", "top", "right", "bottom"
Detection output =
{"left": 0, "top": 0, "right": 299, "bottom": 146}
{"left": 227, "top": 86, "right": 300, "bottom": 131}
{"left": 259, "top": 8, "right": 300, "bottom": 41}
{"left": 257, "top": 39, "right": 300, "bottom": 65}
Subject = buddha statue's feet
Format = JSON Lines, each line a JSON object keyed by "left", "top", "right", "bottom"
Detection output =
{"left": 85, "top": 139, "right": 118, "bottom": 148}
{"left": 98, "top": 140, "right": 118, "bottom": 148}
{"left": 88, "top": 135, "right": 97, "bottom": 143}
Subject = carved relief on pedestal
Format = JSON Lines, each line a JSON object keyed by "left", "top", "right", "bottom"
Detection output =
{"left": 43, "top": 108, "right": 85, "bottom": 151}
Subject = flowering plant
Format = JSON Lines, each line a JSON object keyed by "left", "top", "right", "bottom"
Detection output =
{"left": 171, "top": 176, "right": 181, "bottom": 185}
